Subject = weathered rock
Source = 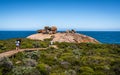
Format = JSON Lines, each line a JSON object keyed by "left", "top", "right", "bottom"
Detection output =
{"left": 44, "top": 26, "right": 50, "bottom": 30}
{"left": 27, "top": 33, "right": 100, "bottom": 43}
{"left": 66, "top": 30, "right": 70, "bottom": 33}
{"left": 71, "top": 29, "right": 76, "bottom": 33}
{"left": 66, "top": 29, "right": 76, "bottom": 33}
{"left": 51, "top": 26, "right": 57, "bottom": 31}
{"left": 37, "top": 26, "right": 57, "bottom": 34}
{"left": 37, "top": 29, "right": 46, "bottom": 34}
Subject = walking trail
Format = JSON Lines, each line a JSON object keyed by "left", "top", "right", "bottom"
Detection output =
{"left": 0, "top": 48, "right": 46, "bottom": 58}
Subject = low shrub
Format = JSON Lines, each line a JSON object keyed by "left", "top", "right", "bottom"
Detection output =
{"left": 36, "top": 63, "right": 50, "bottom": 75}
{"left": 0, "top": 57, "right": 13, "bottom": 75}
{"left": 12, "top": 66, "right": 40, "bottom": 75}
{"left": 79, "top": 66, "right": 94, "bottom": 74}
{"left": 24, "top": 51, "right": 40, "bottom": 60}
{"left": 23, "top": 58, "right": 37, "bottom": 67}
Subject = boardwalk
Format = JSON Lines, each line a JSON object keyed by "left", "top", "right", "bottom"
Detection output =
{"left": 0, "top": 48, "right": 46, "bottom": 58}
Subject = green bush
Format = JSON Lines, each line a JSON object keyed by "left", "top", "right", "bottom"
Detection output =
{"left": 79, "top": 66, "right": 94, "bottom": 74}
{"left": 24, "top": 51, "right": 40, "bottom": 60}
{"left": 65, "top": 69, "right": 76, "bottom": 75}
{"left": 36, "top": 63, "right": 49, "bottom": 75}
{"left": 23, "top": 58, "right": 37, "bottom": 67}
{"left": 111, "top": 59, "right": 120, "bottom": 75}
{"left": 0, "top": 57, "right": 13, "bottom": 75}
{"left": 12, "top": 66, "right": 40, "bottom": 75}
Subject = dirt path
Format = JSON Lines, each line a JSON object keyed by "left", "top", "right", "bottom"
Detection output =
{"left": 0, "top": 48, "right": 46, "bottom": 58}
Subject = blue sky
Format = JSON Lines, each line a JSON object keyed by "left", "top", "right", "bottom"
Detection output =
{"left": 0, "top": 0, "right": 120, "bottom": 31}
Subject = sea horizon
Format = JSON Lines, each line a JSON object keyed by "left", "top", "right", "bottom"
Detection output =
{"left": 0, "top": 30, "right": 120, "bottom": 32}
{"left": 0, "top": 31, "right": 120, "bottom": 44}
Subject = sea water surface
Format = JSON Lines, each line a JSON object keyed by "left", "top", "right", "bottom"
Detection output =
{"left": 0, "top": 31, "right": 120, "bottom": 44}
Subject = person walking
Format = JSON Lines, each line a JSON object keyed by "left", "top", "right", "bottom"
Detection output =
{"left": 15, "top": 39, "right": 21, "bottom": 50}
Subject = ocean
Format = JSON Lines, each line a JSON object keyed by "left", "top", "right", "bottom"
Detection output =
{"left": 0, "top": 31, "right": 120, "bottom": 44}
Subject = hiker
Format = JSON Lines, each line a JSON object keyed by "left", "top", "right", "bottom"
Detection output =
{"left": 15, "top": 39, "right": 21, "bottom": 50}
{"left": 50, "top": 41, "right": 53, "bottom": 45}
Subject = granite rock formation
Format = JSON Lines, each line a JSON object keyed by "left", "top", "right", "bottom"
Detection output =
{"left": 27, "top": 26, "right": 99, "bottom": 43}
{"left": 37, "top": 26, "right": 57, "bottom": 34}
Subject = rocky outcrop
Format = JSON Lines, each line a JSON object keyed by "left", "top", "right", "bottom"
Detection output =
{"left": 37, "top": 26, "right": 57, "bottom": 34}
{"left": 28, "top": 26, "right": 99, "bottom": 43}
{"left": 27, "top": 32, "right": 100, "bottom": 43}
{"left": 66, "top": 29, "right": 76, "bottom": 33}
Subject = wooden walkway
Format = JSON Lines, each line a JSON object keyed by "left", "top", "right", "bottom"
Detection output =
{"left": 0, "top": 48, "right": 46, "bottom": 58}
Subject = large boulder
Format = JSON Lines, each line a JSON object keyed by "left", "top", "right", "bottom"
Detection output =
{"left": 37, "top": 26, "right": 57, "bottom": 34}
{"left": 51, "top": 26, "right": 57, "bottom": 31}
{"left": 51, "top": 26, "right": 57, "bottom": 34}
{"left": 44, "top": 26, "right": 50, "bottom": 30}
{"left": 66, "top": 29, "right": 76, "bottom": 33}
{"left": 27, "top": 33, "right": 100, "bottom": 44}
{"left": 37, "top": 29, "right": 43, "bottom": 33}
{"left": 37, "top": 29, "right": 46, "bottom": 34}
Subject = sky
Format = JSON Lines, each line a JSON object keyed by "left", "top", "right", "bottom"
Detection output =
{"left": 0, "top": 0, "right": 120, "bottom": 31}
